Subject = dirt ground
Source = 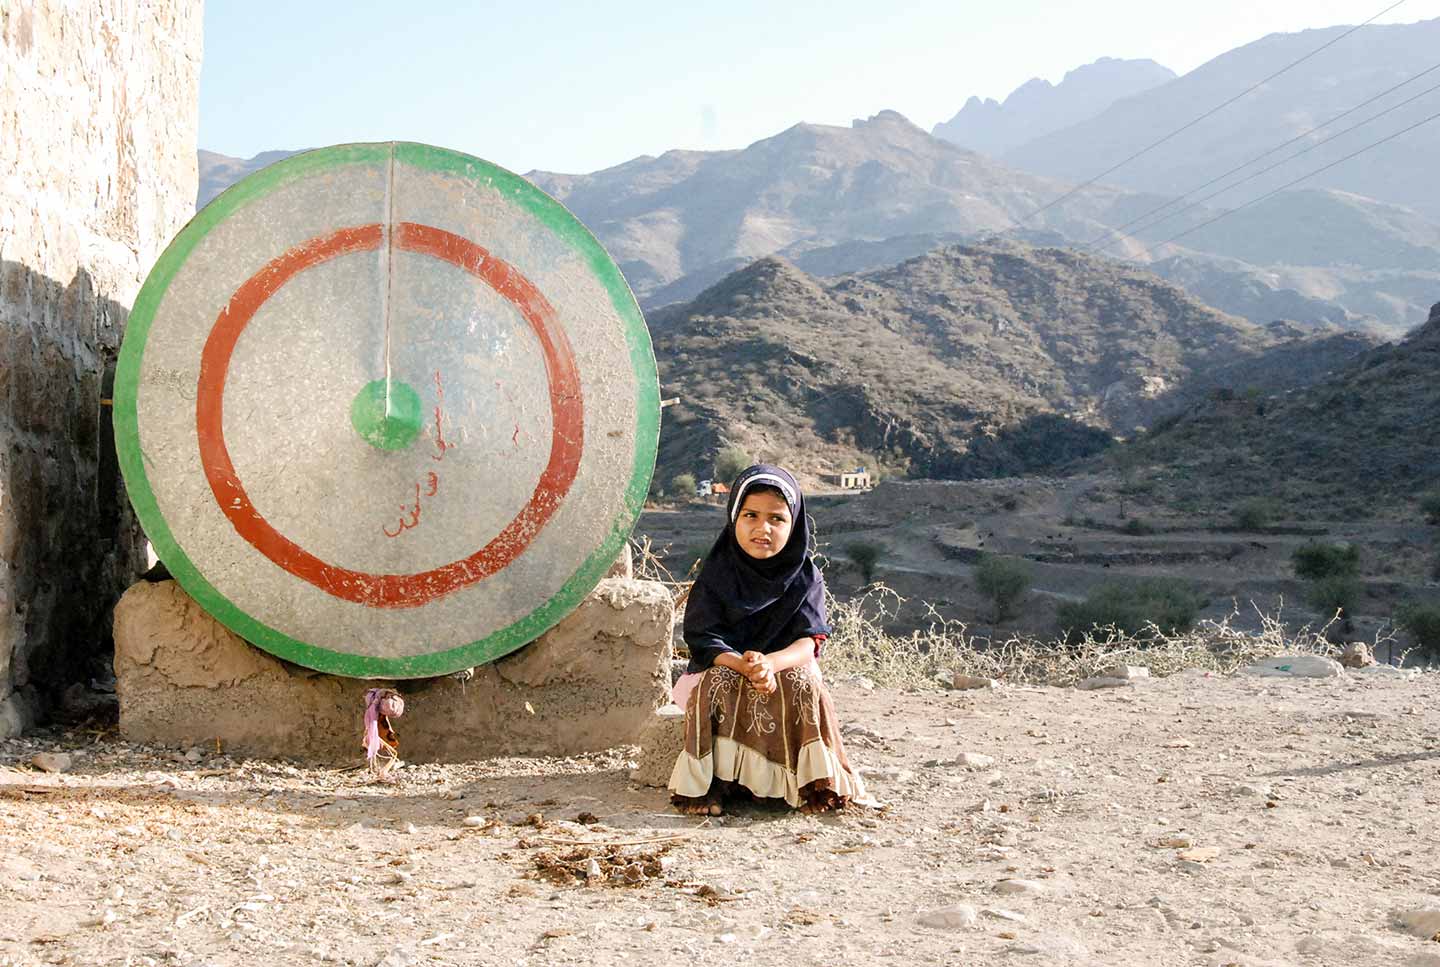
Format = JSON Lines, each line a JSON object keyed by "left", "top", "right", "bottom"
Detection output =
{"left": 4, "top": 669, "right": 1439, "bottom": 967}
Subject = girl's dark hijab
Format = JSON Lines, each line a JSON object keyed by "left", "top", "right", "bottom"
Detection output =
{"left": 681, "top": 464, "right": 830, "bottom": 673}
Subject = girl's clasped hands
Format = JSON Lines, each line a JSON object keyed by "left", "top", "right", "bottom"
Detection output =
{"left": 739, "top": 650, "right": 777, "bottom": 694}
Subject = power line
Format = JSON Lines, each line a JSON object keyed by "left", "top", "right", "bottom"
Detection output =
{"left": 1021, "top": 0, "right": 1410, "bottom": 224}
{"left": 1083, "top": 60, "right": 1440, "bottom": 252}
{"left": 1132, "top": 104, "right": 1440, "bottom": 258}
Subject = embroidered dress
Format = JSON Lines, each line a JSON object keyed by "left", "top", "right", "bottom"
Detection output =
{"left": 669, "top": 659, "right": 867, "bottom": 807}
{"left": 667, "top": 464, "right": 868, "bottom": 809}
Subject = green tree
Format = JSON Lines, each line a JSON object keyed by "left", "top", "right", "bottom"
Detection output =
{"left": 1396, "top": 600, "right": 1440, "bottom": 662}
{"left": 1057, "top": 578, "right": 1203, "bottom": 645}
{"left": 1232, "top": 497, "right": 1277, "bottom": 531}
{"left": 1107, "top": 446, "right": 1140, "bottom": 520}
{"left": 974, "top": 554, "right": 1034, "bottom": 622}
{"left": 1291, "top": 542, "right": 1360, "bottom": 580}
{"left": 845, "top": 541, "right": 883, "bottom": 586}
{"left": 1308, "top": 575, "right": 1361, "bottom": 627}
{"left": 713, "top": 445, "right": 751, "bottom": 485}
{"left": 670, "top": 473, "right": 697, "bottom": 500}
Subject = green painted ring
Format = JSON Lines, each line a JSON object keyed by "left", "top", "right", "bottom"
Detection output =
{"left": 113, "top": 142, "right": 659, "bottom": 679}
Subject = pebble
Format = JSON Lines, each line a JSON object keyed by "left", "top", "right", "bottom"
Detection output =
{"left": 983, "top": 908, "right": 1027, "bottom": 922}
{"left": 952, "top": 675, "right": 999, "bottom": 691}
{"left": 915, "top": 904, "right": 977, "bottom": 929}
{"left": 1157, "top": 835, "right": 1193, "bottom": 848}
{"left": 992, "top": 879, "right": 1045, "bottom": 896}
{"left": 461, "top": 816, "right": 487, "bottom": 827}
{"left": 30, "top": 752, "right": 71, "bottom": 773}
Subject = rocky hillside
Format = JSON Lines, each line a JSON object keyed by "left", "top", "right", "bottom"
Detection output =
{"left": 650, "top": 243, "right": 1379, "bottom": 486}
{"left": 1005, "top": 18, "right": 1440, "bottom": 220}
{"left": 527, "top": 111, "right": 1133, "bottom": 299}
{"left": 933, "top": 57, "right": 1175, "bottom": 157}
{"left": 1134, "top": 301, "right": 1440, "bottom": 516}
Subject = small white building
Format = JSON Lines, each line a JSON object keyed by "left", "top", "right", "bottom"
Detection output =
{"left": 828, "top": 467, "right": 872, "bottom": 490}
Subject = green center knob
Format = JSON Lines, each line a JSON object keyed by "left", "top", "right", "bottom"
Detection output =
{"left": 350, "top": 378, "right": 423, "bottom": 451}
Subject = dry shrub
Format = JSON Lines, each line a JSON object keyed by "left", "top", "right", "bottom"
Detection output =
{"left": 821, "top": 584, "right": 1379, "bottom": 689}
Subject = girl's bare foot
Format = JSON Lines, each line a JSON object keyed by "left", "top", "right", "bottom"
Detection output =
{"left": 673, "top": 796, "right": 723, "bottom": 816}
{"left": 800, "top": 790, "right": 842, "bottom": 814}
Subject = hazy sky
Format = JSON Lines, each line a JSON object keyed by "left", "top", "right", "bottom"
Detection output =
{"left": 199, "top": 0, "right": 1433, "bottom": 175}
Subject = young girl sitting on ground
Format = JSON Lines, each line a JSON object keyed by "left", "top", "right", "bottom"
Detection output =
{"left": 668, "top": 464, "right": 868, "bottom": 815}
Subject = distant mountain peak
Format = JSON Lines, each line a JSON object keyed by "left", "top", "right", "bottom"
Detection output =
{"left": 933, "top": 57, "right": 1175, "bottom": 157}
{"left": 853, "top": 109, "right": 924, "bottom": 131}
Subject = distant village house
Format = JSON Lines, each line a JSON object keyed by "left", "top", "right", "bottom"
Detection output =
{"left": 826, "top": 467, "right": 872, "bottom": 490}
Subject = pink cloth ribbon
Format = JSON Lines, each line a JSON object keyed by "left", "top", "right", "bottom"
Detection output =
{"left": 362, "top": 688, "right": 405, "bottom": 762}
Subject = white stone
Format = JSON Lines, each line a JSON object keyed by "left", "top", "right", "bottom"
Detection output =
{"left": 1099, "top": 665, "right": 1150, "bottom": 680}
{"left": 1076, "top": 676, "right": 1131, "bottom": 691}
{"left": 1239, "top": 656, "right": 1344, "bottom": 678}
{"left": 916, "top": 904, "right": 977, "bottom": 929}
{"left": 1355, "top": 664, "right": 1418, "bottom": 680}
{"left": 992, "top": 879, "right": 1046, "bottom": 896}
{"left": 30, "top": 752, "right": 71, "bottom": 773}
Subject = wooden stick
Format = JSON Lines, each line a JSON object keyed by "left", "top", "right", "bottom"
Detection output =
{"left": 529, "top": 832, "right": 694, "bottom": 848}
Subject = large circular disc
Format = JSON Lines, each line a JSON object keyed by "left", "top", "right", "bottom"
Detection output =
{"left": 114, "top": 143, "right": 659, "bottom": 678}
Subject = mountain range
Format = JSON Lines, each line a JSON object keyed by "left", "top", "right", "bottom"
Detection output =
{"left": 647, "top": 243, "right": 1379, "bottom": 485}
{"left": 196, "top": 19, "right": 1440, "bottom": 337}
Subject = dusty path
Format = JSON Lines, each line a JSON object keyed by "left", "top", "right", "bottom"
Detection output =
{"left": 3, "top": 670, "right": 1439, "bottom": 967}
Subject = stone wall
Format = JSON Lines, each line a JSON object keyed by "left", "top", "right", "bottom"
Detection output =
{"left": 0, "top": 1, "right": 203, "bottom": 736}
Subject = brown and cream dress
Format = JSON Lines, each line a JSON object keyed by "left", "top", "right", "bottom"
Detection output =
{"left": 668, "top": 658, "right": 868, "bottom": 808}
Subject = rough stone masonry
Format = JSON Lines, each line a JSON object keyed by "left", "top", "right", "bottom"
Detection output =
{"left": 0, "top": 2, "right": 203, "bottom": 736}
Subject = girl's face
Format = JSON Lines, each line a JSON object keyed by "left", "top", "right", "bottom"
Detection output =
{"left": 734, "top": 490, "right": 793, "bottom": 561}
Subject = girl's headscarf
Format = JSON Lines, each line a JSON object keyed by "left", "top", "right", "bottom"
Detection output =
{"left": 681, "top": 464, "right": 829, "bottom": 672}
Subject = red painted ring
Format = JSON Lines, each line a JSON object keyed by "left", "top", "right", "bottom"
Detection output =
{"left": 195, "top": 222, "right": 584, "bottom": 609}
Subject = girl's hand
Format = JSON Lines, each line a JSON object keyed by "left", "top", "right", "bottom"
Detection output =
{"left": 745, "top": 654, "right": 777, "bottom": 694}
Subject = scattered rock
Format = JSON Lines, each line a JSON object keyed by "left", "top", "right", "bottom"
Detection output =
{"left": 1176, "top": 847, "right": 1221, "bottom": 863}
{"left": 30, "top": 752, "right": 72, "bottom": 773}
{"left": 1098, "top": 665, "right": 1150, "bottom": 681}
{"left": 374, "top": 945, "right": 419, "bottom": 967}
{"left": 982, "top": 908, "right": 1027, "bottom": 922}
{"left": 928, "top": 752, "right": 996, "bottom": 770}
{"left": 992, "top": 879, "right": 1045, "bottom": 896}
{"left": 1355, "top": 664, "right": 1419, "bottom": 680}
{"left": 1339, "top": 643, "right": 1376, "bottom": 668}
{"left": 952, "top": 674, "right": 999, "bottom": 691}
{"left": 1397, "top": 908, "right": 1440, "bottom": 939}
{"left": 916, "top": 904, "right": 978, "bottom": 929}
{"left": 1157, "top": 834, "right": 1194, "bottom": 849}
{"left": 1239, "top": 656, "right": 1343, "bottom": 678}
{"left": 859, "top": 766, "right": 913, "bottom": 782}
{"left": 1076, "top": 676, "right": 1131, "bottom": 691}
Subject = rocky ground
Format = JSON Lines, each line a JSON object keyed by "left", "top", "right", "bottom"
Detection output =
{"left": 3, "top": 668, "right": 1440, "bottom": 967}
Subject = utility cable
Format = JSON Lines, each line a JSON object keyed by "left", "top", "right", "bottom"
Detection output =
{"left": 1131, "top": 104, "right": 1440, "bottom": 258}
{"left": 1083, "top": 59, "right": 1440, "bottom": 251}
{"left": 1021, "top": 0, "right": 1410, "bottom": 224}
